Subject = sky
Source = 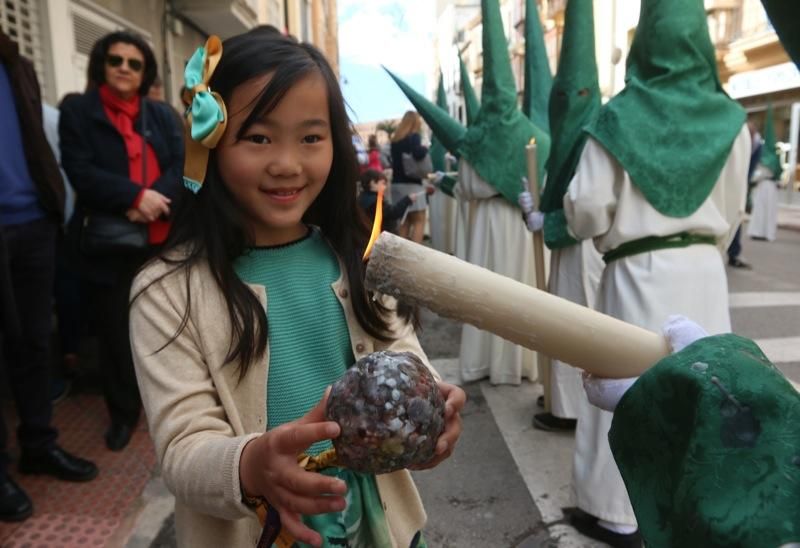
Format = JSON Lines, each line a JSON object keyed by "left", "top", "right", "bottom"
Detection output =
{"left": 337, "top": 0, "right": 436, "bottom": 124}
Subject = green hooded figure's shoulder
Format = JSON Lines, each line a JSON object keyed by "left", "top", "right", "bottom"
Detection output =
{"left": 585, "top": 0, "right": 745, "bottom": 218}
{"left": 610, "top": 334, "right": 800, "bottom": 547}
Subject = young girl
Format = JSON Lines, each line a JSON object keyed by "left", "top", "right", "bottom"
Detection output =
{"left": 358, "top": 169, "right": 433, "bottom": 234}
{"left": 129, "top": 28, "right": 465, "bottom": 548}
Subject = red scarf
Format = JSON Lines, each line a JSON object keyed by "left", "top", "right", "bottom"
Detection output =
{"left": 99, "top": 84, "right": 169, "bottom": 244}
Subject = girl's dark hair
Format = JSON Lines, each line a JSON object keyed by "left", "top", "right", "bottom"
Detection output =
{"left": 87, "top": 31, "right": 157, "bottom": 96}
{"left": 138, "top": 29, "right": 413, "bottom": 379}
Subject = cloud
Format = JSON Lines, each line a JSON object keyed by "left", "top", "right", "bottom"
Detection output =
{"left": 338, "top": 0, "right": 436, "bottom": 76}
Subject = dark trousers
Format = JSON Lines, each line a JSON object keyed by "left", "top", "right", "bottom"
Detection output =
{"left": 0, "top": 218, "right": 59, "bottom": 476}
{"left": 727, "top": 226, "right": 742, "bottom": 261}
{"left": 54, "top": 236, "right": 83, "bottom": 357}
{"left": 86, "top": 254, "right": 144, "bottom": 428}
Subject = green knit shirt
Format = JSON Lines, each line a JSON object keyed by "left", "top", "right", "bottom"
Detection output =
{"left": 233, "top": 229, "right": 355, "bottom": 455}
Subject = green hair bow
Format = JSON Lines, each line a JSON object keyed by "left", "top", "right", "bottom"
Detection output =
{"left": 182, "top": 35, "right": 227, "bottom": 193}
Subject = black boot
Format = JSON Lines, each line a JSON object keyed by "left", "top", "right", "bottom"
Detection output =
{"left": 533, "top": 412, "right": 577, "bottom": 432}
{"left": 104, "top": 422, "right": 134, "bottom": 452}
{"left": 0, "top": 477, "right": 32, "bottom": 522}
{"left": 570, "top": 510, "right": 642, "bottom": 548}
{"left": 19, "top": 446, "right": 98, "bottom": 482}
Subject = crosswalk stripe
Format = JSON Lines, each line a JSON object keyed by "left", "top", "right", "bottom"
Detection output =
{"left": 753, "top": 337, "right": 800, "bottom": 363}
{"left": 729, "top": 292, "right": 800, "bottom": 308}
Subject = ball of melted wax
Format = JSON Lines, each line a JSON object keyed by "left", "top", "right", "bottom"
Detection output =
{"left": 326, "top": 351, "right": 446, "bottom": 474}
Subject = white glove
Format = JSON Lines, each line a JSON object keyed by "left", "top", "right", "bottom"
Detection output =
{"left": 524, "top": 210, "right": 544, "bottom": 232}
{"left": 582, "top": 373, "right": 638, "bottom": 412}
{"left": 662, "top": 315, "right": 709, "bottom": 353}
{"left": 583, "top": 315, "right": 710, "bottom": 412}
{"left": 432, "top": 171, "right": 445, "bottom": 185}
{"left": 518, "top": 190, "right": 534, "bottom": 212}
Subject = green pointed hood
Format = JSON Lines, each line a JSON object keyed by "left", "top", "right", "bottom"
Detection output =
{"left": 760, "top": 104, "right": 782, "bottom": 180}
{"left": 610, "top": 334, "right": 800, "bottom": 545}
{"left": 585, "top": 0, "right": 745, "bottom": 217}
{"left": 522, "top": 0, "right": 553, "bottom": 130}
{"left": 430, "top": 72, "right": 448, "bottom": 172}
{"left": 540, "top": 0, "right": 600, "bottom": 213}
{"left": 761, "top": 0, "right": 800, "bottom": 69}
{"left": 384, "top": 68, "right": 466, "bottom": 156}
{"left": 458, "top": 0, "right": 551, "bottom": 206}
{"left": 459, "top": 55, "right": 480, "bottom": 126}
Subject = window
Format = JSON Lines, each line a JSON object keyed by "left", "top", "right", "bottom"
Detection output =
{"left": 267, "top": 0, "right": 282, "bottom": 28}
{"left": 0, "top": 0, "right": 46, "bottom": 93}
{"left": 300, "top": 0, "right": 311, "bottom": 42}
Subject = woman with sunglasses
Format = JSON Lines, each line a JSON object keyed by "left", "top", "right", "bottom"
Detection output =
{"left": 58, "top": 31, "right": 184, "bottom": 451}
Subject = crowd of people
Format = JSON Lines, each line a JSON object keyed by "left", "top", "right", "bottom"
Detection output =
{"left": 0, "top": 23, "right": 193, "bottom": 519}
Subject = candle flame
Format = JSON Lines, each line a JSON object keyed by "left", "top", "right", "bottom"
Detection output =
{"left": 363, "top": 187, "right": 384, "bottom": 260}
{"left": 529, "top": 137, "right": 537, "bottom": 145}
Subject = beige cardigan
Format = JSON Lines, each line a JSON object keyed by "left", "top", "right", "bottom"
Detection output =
{"left": 130, "top": 255, "right": 432, "bottom": 548}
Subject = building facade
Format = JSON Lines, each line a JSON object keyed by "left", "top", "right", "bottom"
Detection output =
{"left": 0, "top": 0, "right": 339, "bottom": 109}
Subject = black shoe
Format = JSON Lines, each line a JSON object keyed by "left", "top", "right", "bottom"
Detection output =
{"left": 19, "top": 446, "right": 98, "bottom": 482}
{"left": 533, "top": 412, "right": 577, "bottom": 432}
{"left": 536, "top": 395, "right": 545, "bottom": 408}
{"left": 105, "top": 423, "right": 134, "bottom": 452}
{"left": 570, "top": 510, "right": 642, "bottom": 548}
{"left": 728, "top": 257, "right": 751, "bottom": 269}
{"left": 50, "top": 378, "right": 72, "bottom": 405}
{"left": 0, "top": 477, "right": 32, "bottom": 522}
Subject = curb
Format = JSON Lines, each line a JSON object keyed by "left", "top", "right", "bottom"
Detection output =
{"left": 123, "top": 476, "right": 175, "bottom": 548}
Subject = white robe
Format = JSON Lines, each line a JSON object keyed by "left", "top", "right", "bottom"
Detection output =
{"left": 428, "top": 190, "right": 459, "bottom": 254}
{"left": 458, "top": 161, "right": 542, "bottom": 385}
{"left": 563, "top": 126, "right": 750, "bottom": 525}
{"left": 747, "top": 165, "right": 779, "bottom": 241}
{"left": 452, "top": 180, "right": 474, "bottom": 262}
{"left": 547, "top": 240, "right": 604, "bottom": 419}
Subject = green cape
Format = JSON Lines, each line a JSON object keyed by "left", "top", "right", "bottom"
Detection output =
{"left": 522, "top": 0, "right": 552, "bottom": 131}
{"left": 459, "top": 55, "right": 480, "bottom": 126}
{"left": 585, "top": 0, "right": 745, "bottom": 217}
{"left": 540, "top": 0, "right": 600, "bottom": 214}
{"left": 457, "top": 0, "right": 550, "bottom": 205}
{"left": 761, "top": 0, "right": 800, "bottom": 69}
{"left": 388, "top": 0, "right": 550, "bottom": 206}
{"left": 430, "top": 72, "right": 448, "bottom": 173}
{"left": 760, "top": 104, "right": 782, "bottom": 180}
{"left": 385, "top": 68, "right": 466, "bottom": 157}
{"left": 610, "top": 334, "right": 800, "bottom": 547}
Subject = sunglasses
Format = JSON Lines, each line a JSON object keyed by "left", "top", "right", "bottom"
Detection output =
{"left": 106, "top": 54, "right": 144, "bottom": 73}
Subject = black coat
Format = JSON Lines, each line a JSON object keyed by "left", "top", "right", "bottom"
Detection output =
{"left": 390, "top": 133, "right": 428, "bottom": 184}
{"left": 59, "top": 89, "right": 184, "bottom": 283}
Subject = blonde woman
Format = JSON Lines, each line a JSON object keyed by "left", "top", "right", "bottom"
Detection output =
{"left": 390, "top": 111, "right": 430, "bottom": 243}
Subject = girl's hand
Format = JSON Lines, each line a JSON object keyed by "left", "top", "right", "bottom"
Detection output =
{"left": 239, "top": 390, "right": 347, "bottom": 547}
{"left": 411, "top": 382, "right": 466, "bottom": 470}
{"left": 137, "top": 189, "right": 171, "bottom": 222}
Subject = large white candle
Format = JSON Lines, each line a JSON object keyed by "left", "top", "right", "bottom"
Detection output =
{"left": 525, "top": 141, "right": 551, "bottom": 408}
{"left": 366, "top": 232, "right": 669, "bottom": 378}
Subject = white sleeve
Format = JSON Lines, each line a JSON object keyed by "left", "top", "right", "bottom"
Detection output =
{"left": 563, "top": 138, "right": 620, "bottom": 241}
